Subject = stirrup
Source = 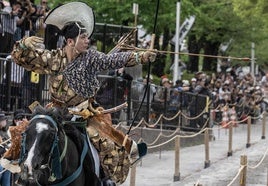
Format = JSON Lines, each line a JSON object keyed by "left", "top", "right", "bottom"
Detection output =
{"left": 130, "top": 142, "right": 147, "bottom": 166}
{"left": 0, "top": 158, "right": 21, "bottom": 173}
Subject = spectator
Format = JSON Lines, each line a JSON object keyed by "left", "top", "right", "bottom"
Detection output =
{"left": 3, "top": 55, "right": 24, "bottom": 84}
{"left": 218, "top": 80, "right": 231, "bottom": 105}
{"left": 138, "top": 75, "right": 156, "bottom": 103}
{"left": 0, "top": 1, "right": 24, "bottom": 56}
{"left": 34, "top": 0, "right": 50, "bottom": 37}
{"left": 11, "top": 109, "right": 30, "bottom": 127}
{"left": 189, "top": 76, "right": 213, "bottom": 130}
{"left": 0, "top": 112, "right": 9, "bottom": 147}
{"left": 132, "top": 75, "right": 156, "bottom": 121}
{"left": 189, "top": 78, "right": 197, "bottom": 91}
{"left": 152, "top": 78, "right": 172, "bottom": 113}
{"left": 36, "top": 0, "right": 50, "bottom": 17}
{"left": 0, "top": 112, "right": 11, "bottom": 186}
{"left": 2, "top": 55, "right": 24, "bottom": 110}
{"left": 176, "top": 79, "right": 190, "bottom": 92}
{"left": 261, "top": 72, "right": 268, "bottom": 112}
{"left": 154, "top": 78, "right": 172, "bottom": 101}
{"left": 15, "top": 0, "right": 37, "bottom": 38}
{"left": 21, "top": 71, "right": 38, "bottom": 111}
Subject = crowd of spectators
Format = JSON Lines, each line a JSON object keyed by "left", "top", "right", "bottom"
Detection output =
{"left": 155, "top": 64, "right": 265, "bottom": 128}
{"left": 93, "top": 62, "right": 266, "bottom": 129}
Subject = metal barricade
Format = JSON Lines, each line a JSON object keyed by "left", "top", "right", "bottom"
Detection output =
{"left": 0, "top": 56, "right": 50, "bottom": 112}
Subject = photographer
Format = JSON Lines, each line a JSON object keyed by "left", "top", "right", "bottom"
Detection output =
{"left": 15, "top": 0, "right": 37, "bottom": 38}
{"left": 0, "top": 113, "right": 11, "bottom": 186}
{"left": 33, "top": 0, "right": 50, "bottom": 37}
{"left": 0, "top": 1, "right": 25, "bottom": 55}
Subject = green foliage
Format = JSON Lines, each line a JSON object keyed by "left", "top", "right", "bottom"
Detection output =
{"left": 49, "top": 0, "right": 268, "bottom": 72}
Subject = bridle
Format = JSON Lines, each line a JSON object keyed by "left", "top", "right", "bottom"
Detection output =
{"left": 20, "top": 114, "right": 89, "bottom": 186}
{"left": 20, "top": 114, "right": 66, "bottom": 182}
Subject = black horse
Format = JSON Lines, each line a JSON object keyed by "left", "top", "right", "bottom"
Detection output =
{"left": 18, "top": 106, "right": 102, "bottom": 186}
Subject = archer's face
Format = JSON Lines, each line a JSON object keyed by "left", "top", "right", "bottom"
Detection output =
{"left": 74, "top": 33, "right": 90, "bottom": 53}
{"left": 67, "top": 33, "right": 90, "bottom": 54}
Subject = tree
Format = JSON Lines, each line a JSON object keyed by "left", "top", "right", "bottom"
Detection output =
{"left": 48, "top": 0, "right": 268, "bottom": 75}
{"left": 231, "top": 0, "right": 268, "bottom": 66}
{"left": 186, "top": 0, "right": 247, "bottom": 72}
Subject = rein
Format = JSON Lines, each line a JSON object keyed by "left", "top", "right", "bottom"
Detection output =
{"left": 21, "top": 114, "right": 88, "bottom": 185}
{"left": 51, "top": 134, "right": 88, "bottom": 186}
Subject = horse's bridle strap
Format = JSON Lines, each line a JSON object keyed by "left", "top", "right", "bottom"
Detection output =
{"left": 60, "top": 134, "right": 68, "bottom": 162}
{"left": 30, "top": 115, "right": 59, "bottom": 132}
{"left": 50, "top": 134, "right": 88, "bottom": 186}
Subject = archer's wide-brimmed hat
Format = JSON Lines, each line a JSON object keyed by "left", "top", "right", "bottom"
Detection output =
{"left": 44, "top": 2, "right": 95, "bottom": 38}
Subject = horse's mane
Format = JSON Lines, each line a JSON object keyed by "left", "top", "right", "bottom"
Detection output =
{"left": 32, "top": 106, "right": 72, "bottom": 124}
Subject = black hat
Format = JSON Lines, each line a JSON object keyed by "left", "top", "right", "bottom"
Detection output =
{"left": 0, "top": 113, "right": 7, "bottom": 122}
{"left": 62, "top": 22, "right": 87, "bottom": 39}
{"left": 14, "top": 109, "right": 25, "bottom": 120}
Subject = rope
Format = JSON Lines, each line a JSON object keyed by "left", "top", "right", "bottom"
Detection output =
{"left": 162, "top": 111, "right": 181, "bottom": 121}
{"left": 148, "top": 127, "right": 208, "bottom": 149}
{"left": 248, "top": 147, "right": 268, "bottom": 169}
{"left": 112, "top": 97, "right": 265, "bottom": 184}
{"left": 226, "top": 165, "right": 245, "bottom": 186}
{"left": 113, "top": 97, "right": 263, "bottom": 148}
{"left": 0, "top": 138, "right": 11, "bottom": 145}
{"left": 120, "top": 45, "right": 251, "bottom": 61}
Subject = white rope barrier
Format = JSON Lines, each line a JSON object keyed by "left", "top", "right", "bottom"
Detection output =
{"left": 248, "top": 147, "right": 268, "bottom": 169}
{"left": 125, "top": 99, "right": 266, "bottom": 185}
{"left": 226, "top": 165, "right": 245, "bottom": 186}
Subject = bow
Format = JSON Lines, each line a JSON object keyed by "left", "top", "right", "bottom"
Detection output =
{"left": 127, "top": 0, "right": 160, "bottom": 134}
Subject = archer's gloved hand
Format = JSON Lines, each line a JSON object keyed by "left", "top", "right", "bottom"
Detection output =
{"left": 22, "top": 36, "right": 44, "bottom": 50}
{"left": 139, "top": 51, "right": 157, "bottom": 64}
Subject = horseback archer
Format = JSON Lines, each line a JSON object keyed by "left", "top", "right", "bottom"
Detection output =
{"left": 2, "top": 2, "right": 156, "bottom": 185}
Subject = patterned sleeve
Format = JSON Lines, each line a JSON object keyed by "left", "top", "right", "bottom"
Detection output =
{"left": 83, "top": 49, "right": 138, "bottom": 71}
{"left": 11, "top": 38, "right": 66, "bottom": 74}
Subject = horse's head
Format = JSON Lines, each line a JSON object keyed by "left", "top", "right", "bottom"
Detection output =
{"left": 18, "top": 106, "right": 101, "bottom": 186}
{"left": 19, "top": 106, "right": 66, "bottom": 183}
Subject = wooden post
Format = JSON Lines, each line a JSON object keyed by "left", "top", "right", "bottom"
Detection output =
{"left": 227, "top": 121, "right": 233, "bottom": 157}
{"left": 159, "top": 117, "right": 163, "bottom": 159}
{"left": 246, "top": 116, "right": 251, "bottom": 148}
{"left": 204, "top": 128, "right": 210, "bottom": 168}
{"left": 209, "top": 109, "right": 214, "bottom": 128}
{"left": 262, "top": 112, "right": 266, "bottom": 139}
{"left": 239, "top": 155, "right": 247, "bottom": 186}
{"left": 267, "top": 168, "right": 268, "bottom": 186}
{"left": 129, "top": 165, "right": 137, "bottom": 186}
{"left": 160, "top": 116, "right": 163, "bottom": 130}
{"left": 173, "top": 135, "right": 180, "bottom": 181}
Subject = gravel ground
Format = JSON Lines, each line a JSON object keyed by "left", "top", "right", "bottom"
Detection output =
{"left": 121, "top": 119, "right": 268, "bottom": 186}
